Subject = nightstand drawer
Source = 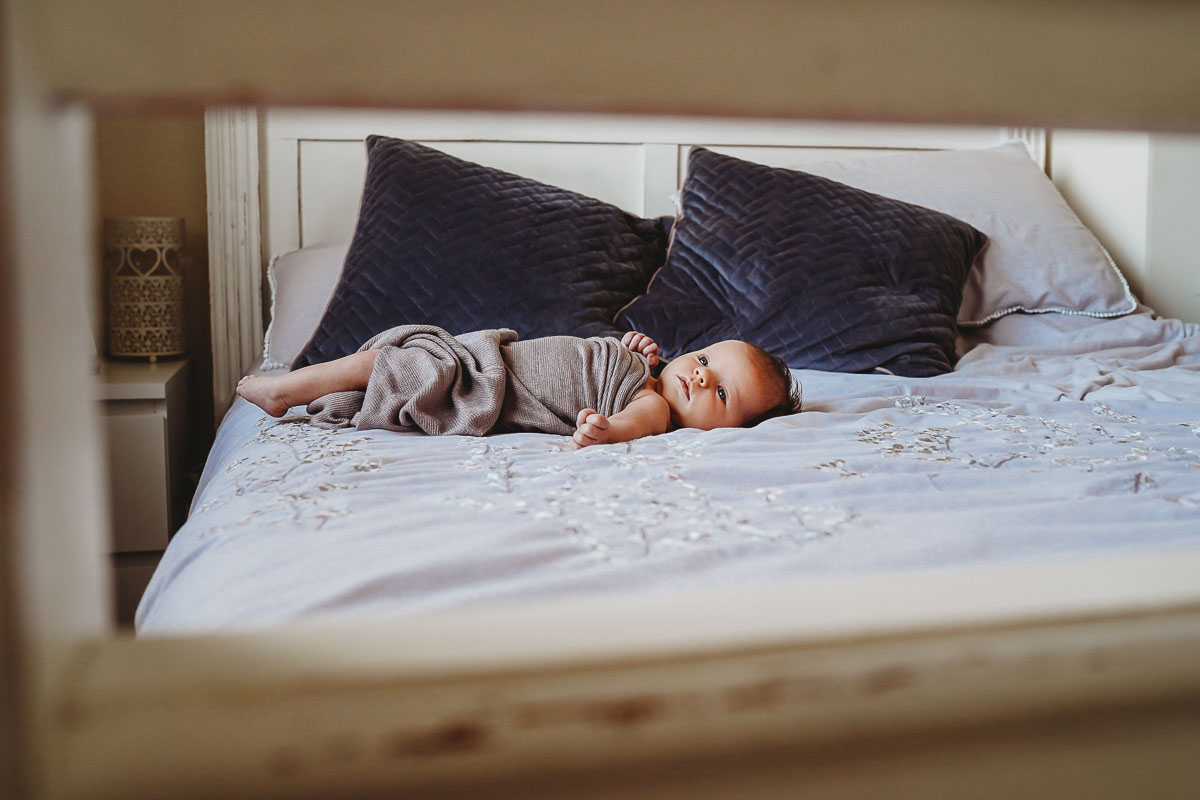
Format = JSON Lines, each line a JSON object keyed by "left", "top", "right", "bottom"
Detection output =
{"left": 104, "top": 411, "right": 171, "bottom": 552}
{"left": 98, "top": 357, "right": 190, "bottom": 559}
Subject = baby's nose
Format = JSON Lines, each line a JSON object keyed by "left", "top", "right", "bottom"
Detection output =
{"left": 693, "top": 366, "right": 710, "bottom": 385}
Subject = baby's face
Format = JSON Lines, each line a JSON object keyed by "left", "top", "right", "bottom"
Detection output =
{"left": 657, "top": 340, "right": 774, "bottom": 430}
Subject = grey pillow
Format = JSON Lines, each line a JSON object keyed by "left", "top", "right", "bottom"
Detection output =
{"left": 260, "top": 241, "right": 349, "bottom": 370}
{"left": 797, "top": 143, "right": 1136, "bottom": 325}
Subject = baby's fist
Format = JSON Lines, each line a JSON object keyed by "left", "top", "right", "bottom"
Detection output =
{"left": 621, "top": 331, "right": 659, "bottom": 366}
{"left": 572, "top": 408, "right": 611, "bottom": 449}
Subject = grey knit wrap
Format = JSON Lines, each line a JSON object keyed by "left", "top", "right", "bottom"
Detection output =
{"left": 305, "top": 325, "right": 650, "bottom": 436}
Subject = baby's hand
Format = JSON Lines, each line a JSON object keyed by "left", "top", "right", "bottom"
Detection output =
{"left": 622, "top": 331, "right": 660, "bottom": 366}
{"left": 572, "top": 408, "right": 611, "bottom": 449}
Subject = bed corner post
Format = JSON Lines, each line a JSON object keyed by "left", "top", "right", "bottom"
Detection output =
{"left": 205, "top": 107, "right": 263, "bottom": 424}
{"left": 1007, "top": 127, "right": 1047, "bottom": 171}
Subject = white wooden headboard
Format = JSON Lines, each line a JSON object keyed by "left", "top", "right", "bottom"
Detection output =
{"left": 206, "top": 109, "right": 1044, "bottom": 420}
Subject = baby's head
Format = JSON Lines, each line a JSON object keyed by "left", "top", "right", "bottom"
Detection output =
{"left": 657, "top": 340, "right": 802, "bottom": 431}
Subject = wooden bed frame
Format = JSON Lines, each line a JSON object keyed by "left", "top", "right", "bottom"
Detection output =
{"left": 7, "top": 3, "right": 1200, "bottom": 799}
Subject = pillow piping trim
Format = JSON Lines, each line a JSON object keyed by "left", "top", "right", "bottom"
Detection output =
{"left": 957, "top": 237, "right": 1137, "bottom": 327}
{"left": 259, "top": 253, "right": 289, "bottom": 371}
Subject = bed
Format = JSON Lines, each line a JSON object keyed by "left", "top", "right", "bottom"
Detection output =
{"left": 136, "top": 111, "right": 1200, "bottom": 633}
{"left": 9, "top": 1, "right": 1200, "bottom": 795}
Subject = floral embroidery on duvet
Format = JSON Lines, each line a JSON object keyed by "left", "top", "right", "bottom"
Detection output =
{"left": 440, "top": 436, "right": 862, "bottom": 562}
{"left": 194, "top": 398, "right": 1199, "bottom": 563}
{"left": 852, "top": 397, "right": 1199, "bottom": 510}
{"left": 194, "top": 415, "right": 376, "bottom": 540}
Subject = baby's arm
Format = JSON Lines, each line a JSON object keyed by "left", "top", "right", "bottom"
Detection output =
{"left": 572, "top": 389, "right": 670, "bottom": 449}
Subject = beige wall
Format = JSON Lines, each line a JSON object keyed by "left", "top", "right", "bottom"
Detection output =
{"left": 1050, "top": 130, "right": 1200, "bottom": 323}
{"left": 1049, "top": 131, "right": 1151, "bottom": 301}
{"left": 92, "top": 112, "right": 214, "bottom": 453}
{"left": 1147, "top": 136, "right": 1200, "bottom": 323}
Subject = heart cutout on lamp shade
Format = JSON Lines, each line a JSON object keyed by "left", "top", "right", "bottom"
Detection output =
{"left": 104, "top": 216, "right": 187, "bottom": 361}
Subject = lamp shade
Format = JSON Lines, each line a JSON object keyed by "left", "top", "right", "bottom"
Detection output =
{"left": 104, "top": 216, "right": 186, "bottom": 360}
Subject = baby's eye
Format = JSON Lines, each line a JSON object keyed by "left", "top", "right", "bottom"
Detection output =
{"left": 718, "top": 387, "right": 727, "bottom": 403}
{"left": 698, "top": 355, "right": 708, "bottom": 366}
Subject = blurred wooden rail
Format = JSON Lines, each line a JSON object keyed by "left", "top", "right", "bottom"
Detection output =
{"left": 28, "top": 0, "right": 1200, "bottom": 131}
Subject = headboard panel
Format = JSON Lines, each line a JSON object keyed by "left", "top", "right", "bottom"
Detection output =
{"left": 260, "top": 109, "right": 1044, "bottom": 259}
{"left": 206, "top": 108, "right": 1043, "bottom": 421}
{"left": 287, "top": 138, "right": 657, "bottom": 248}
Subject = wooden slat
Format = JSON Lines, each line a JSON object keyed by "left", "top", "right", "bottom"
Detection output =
{"left": 27, "top": 0, "right": 1200, "bottom": 131}
{"left": 54, "top": 545, "right": 1200, "bottom": 799}
{"left": 204, "top": 107, "right": 261, "bottom": 423}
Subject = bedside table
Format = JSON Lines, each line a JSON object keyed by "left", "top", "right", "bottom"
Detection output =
{"left": 97, "top": 357, "right": 191, "bottom": 626}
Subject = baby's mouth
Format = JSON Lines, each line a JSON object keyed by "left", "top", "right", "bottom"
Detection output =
{"left": 678, "top": 375, "right": 690, "bottom": 400}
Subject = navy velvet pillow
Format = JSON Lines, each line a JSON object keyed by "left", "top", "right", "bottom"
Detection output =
{"left": 293, "top": 137, "right": 670, "bottom": 368}
{"left": 617, "top": 148, "right": 988, "bottom": 377}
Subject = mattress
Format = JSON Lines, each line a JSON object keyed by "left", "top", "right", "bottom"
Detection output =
{"left": 137, "top": 308, "right": 1200, "bottom": 633}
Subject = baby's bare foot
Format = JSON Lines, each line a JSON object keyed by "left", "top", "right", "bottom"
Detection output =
{"left": 236, "top": 375, "right": 292, "bottom": 417}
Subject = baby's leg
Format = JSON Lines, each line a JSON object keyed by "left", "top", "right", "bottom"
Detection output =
{"left": 237, "top": 350, "right": 379, "bottom": 417}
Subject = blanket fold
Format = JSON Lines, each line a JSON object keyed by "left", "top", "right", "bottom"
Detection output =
{"left": 306, "top": 325, "right": 650, "bottom": 436}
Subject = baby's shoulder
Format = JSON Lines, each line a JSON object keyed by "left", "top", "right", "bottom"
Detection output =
{"left": 635, "top": 377, "right": 665, "bottom": 401}
{"left": 622, "top": 384, "right": 670, "bottom": 435}
{"left": 631, "top": 382, "right": 670, "bottom": 416}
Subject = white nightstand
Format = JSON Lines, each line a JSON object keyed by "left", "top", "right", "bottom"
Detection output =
{"left": 97, "top": 357, "right": 191, "bottom": 626}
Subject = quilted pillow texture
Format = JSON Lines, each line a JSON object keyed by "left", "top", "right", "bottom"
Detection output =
{"left": 797, "top": 143, "right": 1136, "bottom": 325}
{"left": 293, "top": 136, "right": 669, "bottom": 368}
{"left": 617, "top": 147, "right": 988, "bottom": 377}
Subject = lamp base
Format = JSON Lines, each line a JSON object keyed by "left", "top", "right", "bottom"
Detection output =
{"left": 108, "top": 275, "right": 185, "bottom": 359}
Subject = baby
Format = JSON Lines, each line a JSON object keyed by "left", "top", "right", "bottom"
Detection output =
{"left": 570, "top": 332, "right": 799, "bottom": 448}
{"left": 237, "top": 330, "right": 801, "bottom": 447}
